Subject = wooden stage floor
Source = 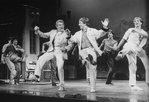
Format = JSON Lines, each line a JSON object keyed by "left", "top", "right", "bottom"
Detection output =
{"left": 0, "top": 79, "right": 149, "bottom": 102}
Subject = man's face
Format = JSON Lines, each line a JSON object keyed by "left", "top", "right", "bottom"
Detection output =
{"left": 78, "top": 20, "right": 86, "bottom": 30}
{"left": 56, "top": 22, "right": 64, "bottom": 31}
{"left": 134, "top": 18, "right": 142, "bottom": 27}
{"left": 108, "top": 32, "right": 113, "bottom": 38}
{"left": 13, "top": 39, "right": 18, "bottom": 45}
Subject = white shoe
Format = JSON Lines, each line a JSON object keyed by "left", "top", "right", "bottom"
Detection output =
{"left": 28, "top": 74, "right": 38, "bottom": 81}
{"left": 131, "top": 85, "right": 143, "bottom": 91}
{"left": 9, "top": 80, "right": 15, "bottom": 85}
{"left": 58, "top": 86, "right": 65, "bottom": 91}
{"left": 90, "top": 88, "right": 96, "bottom": 93}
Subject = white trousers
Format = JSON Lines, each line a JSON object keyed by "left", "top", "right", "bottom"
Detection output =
{"left": 137, "top": 49, "right": 149, "bottom": 84}
{"left": 80, "top": 48, "right": 97, "bottom": 89}
{"left": 35, "top": 51, "right": 65, "bottom": 87}
{"left": 120, "top": 42, "right": 149, "bottom": 85}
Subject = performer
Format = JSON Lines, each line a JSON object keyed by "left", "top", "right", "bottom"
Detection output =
{"left": 63, "top": 17, "right": 109, "bottom": 92}
{"left": 3, "top": 37, "right": 25, "bottom": 85}
{"left": 29, "top": 19, "right": 71, "bottom": 91}
{"left": 1, "top": 37, "right": 13, "bottom": 64}
{"left": 99, "top": 30, "right": 118, "bottom": 85}
{"left": 115, "top": 17, "right": 148, "bottom": 91}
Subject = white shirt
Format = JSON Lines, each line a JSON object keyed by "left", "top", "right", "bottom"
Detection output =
{"left": 123, "top": 28, "right": 141, "bottom": 46}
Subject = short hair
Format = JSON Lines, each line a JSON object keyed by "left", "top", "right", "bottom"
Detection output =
{"left": 133, "top": 17, "right": 143, "bottom": 24}
{"left": 107, "top": 29, "right": 114, "bottom": 35}
{"left": 55, "top": 19, "right": 64, "bottom": 27}
{"left": 8, "top": 37, "right": 13, "bottom": 41}
{"left": 79, "top": 17, "right": 89, "bottom": 26}
{"left": 11, "top": 36, "right": 17, "bottom": 43}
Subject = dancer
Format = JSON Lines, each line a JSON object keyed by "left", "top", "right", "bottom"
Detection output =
{"left": 115, "top": 17, "right": 148, "bottom": 91}
{"left": 29, "top": 19, "right": 71, "bottom": 91}
{"left": 1, "top": 37, "right": 13, "bottom": 64}
{"left": 3, "top": 37, "right": 25, "bottom": 85}
{"left": 64, "top": 17, "right": 110, "bottom": 92}
{"left": 99, "top": 30, "right": 118, "bottom": 85}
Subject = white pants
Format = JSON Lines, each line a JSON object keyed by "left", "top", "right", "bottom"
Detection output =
{"left": 137, "top": 49, "right": 149, "bottom": 84}
{"left": 35, "top": 50, "right": 65, "bottom": 87}
{"left": 120, "top": 42, "right": 149, "bottom": 85}
{"left": 80, "top": 48, "right": 97, "bottom": 89}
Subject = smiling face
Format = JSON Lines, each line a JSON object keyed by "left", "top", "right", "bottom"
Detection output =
{"left": 133, "top": 17, "right": 142, "bottom": 28}
{"left": 78, "top": 20, "right": 86, "bottom": 30}
{"left": 56, "top": 22, "right": 64, "bottom": 32}
{"left": 55, "top": 20, "right": 65, "bottom": 32}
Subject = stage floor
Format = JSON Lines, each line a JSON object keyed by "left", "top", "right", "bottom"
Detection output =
{"left": 0, "top": 79, "right": 149, "bottom": 102}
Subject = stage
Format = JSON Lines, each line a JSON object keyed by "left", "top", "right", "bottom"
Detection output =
{"left": 0, "top": 79, "right": 148, "bottom": 102}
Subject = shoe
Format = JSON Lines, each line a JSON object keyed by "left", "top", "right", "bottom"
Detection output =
{"left": 15, "top": 82, "right": 20, "bottom": 85}
{"left": 52, "top": 83, "right": 57, "bottom": 86}
{"left": 87, "top": 54, "right": 97, "bottom": 65}
{"left": 28, "top": 75, "right": 38, "bottom": 81}
{"left": 58, "top": 86, "right": 65, "bottom": 91}
{"left": 9, "top": 80, "right": 15, "bottom": 85}
{"left": 131, "top": 85, "right": 143, "bottom": 91}
{"left": 115, "top": 52, "right": 123, "bottom": 61}
{"left": 106, "top": 83, "right": 114, "bottom": 86}
{"left": 90, "top": 87, "right": 96, "bottom": 93}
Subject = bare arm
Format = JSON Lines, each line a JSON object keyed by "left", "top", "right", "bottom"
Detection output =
{"left": 116, "top": 39, "right": 126, "bottom": 50}
{"left": 107, "top": 41, "right": 118, "bottom": 50}
{"left": 99, "top": 40, "right": 105, "bottom": 50}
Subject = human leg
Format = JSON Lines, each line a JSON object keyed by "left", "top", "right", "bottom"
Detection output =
{"left": 106, "top": 54, "right": 115, "bottom": 85}
{"left": 87, "top": 50, "right": 97, "bottom": 92}
{"left": 137, "top": 49, "right": 149, "bottom": 86}
{"left": 126, "top": 53, "right": 143, "bottom": 90}
{"left": 14, "top": 62, "right": 21, "bottom": 85}
{"left": 29, "top": 52, "right": 54, "bottom": 80}
{"left": 4, "top": 57, "right": 16, "bottom": 84}
{"left": 50, "top": 56, "right": 57, "bottom": 86}
{"left": 54, "top": 53, "right": 65, "bottom": 91}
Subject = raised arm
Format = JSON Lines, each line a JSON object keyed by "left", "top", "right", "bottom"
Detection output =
{"left": 95, "top": 18, "right": 109, "bottom": 39}
{"left": 34, "top": 26, "right": 51, "bottom": 38}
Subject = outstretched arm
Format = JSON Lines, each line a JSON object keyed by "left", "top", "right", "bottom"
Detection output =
{"left": 99, "top": 40, "right": 105, "bottom": 50}
{"left": 34, "top": 26, "right": 50, "bottom": 38}
{"left": 116, "top": 39, "right": 126, "bottom": 51}
{"left": 106, "top": 41, "right": 118, "bottom": 50}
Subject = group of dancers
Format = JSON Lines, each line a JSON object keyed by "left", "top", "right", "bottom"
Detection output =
{"left": 1, "top": 16, "right": 149, "bottom": 93}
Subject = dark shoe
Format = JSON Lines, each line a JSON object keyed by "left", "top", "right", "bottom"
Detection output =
{"left": 87, "top": 54, "right": 97, "bottom": 65}
{"left": 106, "top": 83, "right": 114, "bottom": 86}
{"left": 115, "top": 52, "right": 123, "bottom": 61}
{"left": 52, "top": 83, "right": 57, "bottom": 86}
